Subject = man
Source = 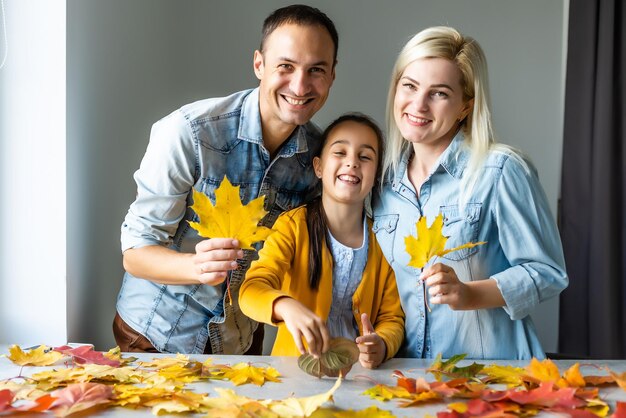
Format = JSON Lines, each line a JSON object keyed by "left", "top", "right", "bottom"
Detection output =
{"left": 113, "top": 4, "right": 338, "bottom": 355}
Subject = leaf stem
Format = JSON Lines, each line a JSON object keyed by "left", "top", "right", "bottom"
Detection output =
{"left": 421, "top": 268, "right": 432, "bottom": 313}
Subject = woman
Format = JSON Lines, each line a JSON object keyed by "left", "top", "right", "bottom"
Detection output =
{"left": 372, "top": 26, "right": 567, "bottom": 360}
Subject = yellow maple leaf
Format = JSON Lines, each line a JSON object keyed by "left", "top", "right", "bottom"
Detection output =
{"left": 526, "top": 357, "right": 560, "bottom": 383}
{"left": 188, "top": 176, "right": 272, "bottom": 250}
{"left": 145, "top": 390, "right": 209, "bottom": 415}
{"left": 138, "top": 353, "right": 191, "bottom": 369}
{"left": 270, "top": 377, "right": 341, "bottom": 417}
{"left": 481, "top": 364, "right": 527, "bottom": 387}
{"left": 404, "top": 214, "right": 486, "bottom": 269}
{"left": 584, "top": 397, "right": 610, "bottom": 417}
{"left": 362, "top": 384, "right": 412, "bottom": 401}
{"left": 5, "top": 345, "right": 64, "bottom": 366}
{"left": 104, "top": 346, "right": 136, "bottom": 366}
{"left": 155, "top": 362, "right": 203, "bottom": 383}
{"left": 447, "top": 402, "right": 468, "bottom": 413}
{"left": 397, "top": 390, "right": 440, "bottom": 407}
{"left": 218, "top": 362, "right": 281, "bottom": 386}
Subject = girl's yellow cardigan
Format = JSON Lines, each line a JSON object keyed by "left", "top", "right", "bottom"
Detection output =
{"left": 239, "top": 206, "right": 404, "bottom": 359}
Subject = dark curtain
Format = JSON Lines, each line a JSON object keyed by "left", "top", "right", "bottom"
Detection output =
{"left": 559, "top": 0, "right": 625, "bottom": 359}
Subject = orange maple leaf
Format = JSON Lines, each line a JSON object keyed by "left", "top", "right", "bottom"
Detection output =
{"left": 526, "top": 358, "right": 561, "bottom": 383}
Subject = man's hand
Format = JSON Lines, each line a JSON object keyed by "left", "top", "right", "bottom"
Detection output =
{"left": 193, "top": 238, "right": 243, "bottom": 285}
{"left": 273, "top": 297, "right": 330, "bottom": 358}
{"left": 355, "top": 313, "right": 386, "bottom": 369}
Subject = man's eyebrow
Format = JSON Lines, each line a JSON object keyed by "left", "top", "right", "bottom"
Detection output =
{"left": 277, "top": 57, "right": 331, "bottom": 67}
{"left": 400, "top": 76, "right": 455, "bottom": 91}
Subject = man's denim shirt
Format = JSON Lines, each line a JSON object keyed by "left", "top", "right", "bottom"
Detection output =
{"left": 117, "top": 88, "right": 321, "bottom": 354}
{"left": 372, "top": 133, "right": 568, "bottom": 360}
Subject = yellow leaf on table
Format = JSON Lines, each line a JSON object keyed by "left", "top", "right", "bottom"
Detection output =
{"left": 584, "top": 397, "right": 610, "bottom": 417}
{"left": 104, "top": 346, "right": 137, "bottom": 365}
{"left": 404, "top": 214, "right": 486, "bottom": 269}
{"left": 526, "top": 358, "right": 560, "bottom": 383}
{"left": 219, "top": 362, "right": 281, "bottom": 386}
{"left": 5, "top": 345, "right": 63, "bottom": 366}
{"left": 0, "top": 381, "right": 46, "bottom": 401}
{"left": 362, "top": 384, "right": 412, "bottom": 401}
{"left": 188, "top": 176, "right": 272, "bottom": 250}
{"left": 137, "top": 353, "right": 190, "bottom": 369}
{"left": 447, "top": 402, "right": 469, "bottom": 413}
{"left": 155, "top": 362, "right": 203, "bottom": 383}
{"left": 482, "top": 364, "right": 527, "bottom": 387}
{"left": 145, "top": 390, "right": 209, "bottom": 415}
{"left": 270, "top": 377, "right": 341, "bottom": 417}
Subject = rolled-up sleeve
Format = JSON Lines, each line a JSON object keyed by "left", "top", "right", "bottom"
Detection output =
{"left": 491, "top": 156, "right": 568, "bottom": 320}
{"left": 121, "top": 110, "right": 197, "bottom": 251}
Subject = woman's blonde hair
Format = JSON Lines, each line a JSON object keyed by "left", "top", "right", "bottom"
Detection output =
{"left": 384, "top": 26, "right": 524, "bottom": 203}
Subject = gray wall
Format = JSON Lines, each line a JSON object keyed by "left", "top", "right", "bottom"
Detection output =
{"left": 67, "top": 0, "right": 567, "bottom": 352}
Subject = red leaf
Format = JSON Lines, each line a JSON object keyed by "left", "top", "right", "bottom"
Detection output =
{"left": 54, "top": 345, "right": 120, "bottom": 367}
{"left": 0, "top": 389, "right": 14, "bottom": 412}
{"left": 613, "top": 402, "right": 626, "bottom": 418}
{"left": 51, "top": 382, "right": 112, "bottom": 417}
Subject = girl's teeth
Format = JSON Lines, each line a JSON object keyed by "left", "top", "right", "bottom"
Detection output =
{"left": 338, "top": 174, "right": 359, "bottom": 184}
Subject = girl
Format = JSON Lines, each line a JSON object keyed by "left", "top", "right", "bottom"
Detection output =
{"left": 372, "top": 26, "right": 568, "bottom": 360}
{"left": 239, "top": 113, "right": 404, "bottom": 369}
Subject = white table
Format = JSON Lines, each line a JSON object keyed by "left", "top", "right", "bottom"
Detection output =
{"left": 1, "top": 346, "right": 624, "bottom": 417}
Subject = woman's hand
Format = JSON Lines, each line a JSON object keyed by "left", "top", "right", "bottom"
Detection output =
{"left": 273, "top": 297, "right": 330, "bottom": 358}
{"left": 192, "top": 238, "right": 243, "bottom": 285}
{"left": 355, "top": 313, "right": 386, "bottom": 369}
{"left": 422, "top": 263, "right": 506, "bottom": 310}
{"left": 422, "top": 263, "right": 471, "bottom": 310}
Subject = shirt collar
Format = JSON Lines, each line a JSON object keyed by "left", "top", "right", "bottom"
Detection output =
{"left": 393, "top": 131, "right": 469, "bottom": 191}
{"left": 238, "top": 87, "right": 309, "bottom": 156}
{"left": 438, "top": 131, "right": 470, "bottom": 179}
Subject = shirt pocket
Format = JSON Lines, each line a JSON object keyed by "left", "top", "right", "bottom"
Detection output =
{"left": 372, "top": 214, "right": 399, "bottom": 263}
{"left": 439, "top": 203, "right": 482, "bottom": 261}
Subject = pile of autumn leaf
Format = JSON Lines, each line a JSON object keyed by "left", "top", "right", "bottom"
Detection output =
{"left": 0, "top": 344, "right": 354, "bottom": 417}
{"left": 363, "top": 353, "right": 626, "bottom": 417}
{"left": 0, "top": 346, "right": 625, "bottom": 418}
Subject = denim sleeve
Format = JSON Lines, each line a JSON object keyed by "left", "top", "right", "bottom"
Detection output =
{"left": 120, "top": 110, "right": 196, "bottom": 251}
{"left": 491, "top": 156, "right": 568, "bottom": 320}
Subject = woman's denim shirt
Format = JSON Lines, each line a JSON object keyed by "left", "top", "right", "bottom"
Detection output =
{"left": 117, "top": 88, "right": 321, "bottom": 354}
{"left": 372, "top": 133, "right": 568, "bottom": 360}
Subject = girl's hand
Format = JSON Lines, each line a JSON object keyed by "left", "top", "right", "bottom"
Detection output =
{"left": 422, "top": 263, "right": 471, "bottom": 310}
{"left": 273, "top": 297, "right": 330, "bottom": 358}
{"left": 193, "top": 238, "right": 243, "bottom": 285}
{"left": 355, "top": 313, "right": 386, "bottom": 369}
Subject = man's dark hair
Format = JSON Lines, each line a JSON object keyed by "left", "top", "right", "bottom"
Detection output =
{"left": 260, "top": 4, "right": 338, "bottom": 65}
